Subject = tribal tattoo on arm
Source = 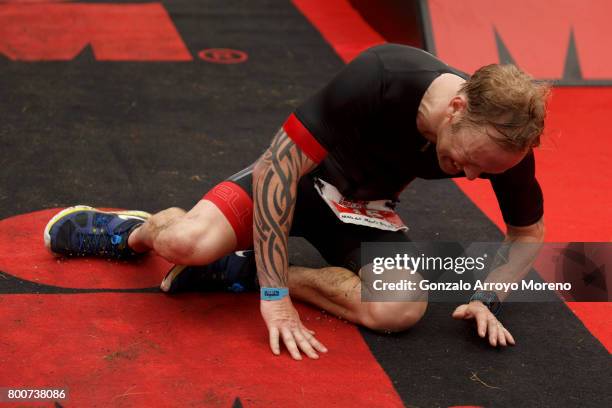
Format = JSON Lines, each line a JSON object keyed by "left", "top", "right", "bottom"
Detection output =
{"left": 253, "top": 128, "right": 316, "bottom": 288}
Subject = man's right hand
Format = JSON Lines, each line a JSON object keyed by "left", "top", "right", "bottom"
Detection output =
{"left": 260, "top": 296, "right": 328, "bottom": 360}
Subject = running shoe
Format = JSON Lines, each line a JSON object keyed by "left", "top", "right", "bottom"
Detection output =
{"left": 160, "top": 250, "right": 258, "bottom": 294}
{"left": 44, "top": 205, "right": 151, "bottom": 258}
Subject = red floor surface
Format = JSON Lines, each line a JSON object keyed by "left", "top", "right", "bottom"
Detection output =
{"left": 0, "top": 294, "right": 403, "bottom": 407}
{"left": 0, "top": 209, "right": 404, "bottom": 407}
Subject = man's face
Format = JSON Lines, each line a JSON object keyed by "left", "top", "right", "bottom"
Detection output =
{"left": 436, "top": 120, "right": 525, "bottom": 180}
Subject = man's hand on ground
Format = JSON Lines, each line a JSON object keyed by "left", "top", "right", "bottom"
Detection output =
{"left": 260, "top": 296, "right": 328, "bottom": 360}
{"left": 452, "top": 302, "right": 516, "bottom": 347}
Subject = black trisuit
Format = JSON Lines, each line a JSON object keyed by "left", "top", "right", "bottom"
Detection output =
{"left": 203, "top": 44, "right": 543, "bottom": 272}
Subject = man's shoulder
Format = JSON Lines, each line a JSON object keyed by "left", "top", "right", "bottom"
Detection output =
{"left": 366, "top": 44, "right": 453, "bottom": 73}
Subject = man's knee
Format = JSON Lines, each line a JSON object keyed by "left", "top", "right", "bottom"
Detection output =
{"left": 153, "top": 200, "right": 238, "bottom": 264}
{"left": 159, "top": 207, "right": 187, "bottom": 219}
{"left": 361, "top": 301, "right": 427, "bottom": 332}
{"left": 154, "top": 219, "right": 218, "bottom": 265}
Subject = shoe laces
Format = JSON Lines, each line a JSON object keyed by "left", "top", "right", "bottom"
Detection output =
{"left": 75, "top": 222, "right": 123, "bottom": 255}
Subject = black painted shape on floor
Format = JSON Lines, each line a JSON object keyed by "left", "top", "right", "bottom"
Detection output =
{"left": 73, "top": 45, "right": 96, "bottom": 63}
{"left": 0, "top": 270, "right": 158, "bottom": 294}
{"left": 0, "top": 0, "right": 343, "bottom": 220}
{"left": 494, "top": 26, "right": 516, "bottom": 65}
{"left": 563, "top": 29, "right": 583, "bottom": 81}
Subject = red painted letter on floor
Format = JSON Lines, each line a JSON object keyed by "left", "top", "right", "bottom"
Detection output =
{"left": 0, "top": 3, "right": 192, "bottom": 61}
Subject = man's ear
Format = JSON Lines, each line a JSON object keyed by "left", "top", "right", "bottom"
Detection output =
{"left": 449, "top": 95, "right": 467, "bottom": 116}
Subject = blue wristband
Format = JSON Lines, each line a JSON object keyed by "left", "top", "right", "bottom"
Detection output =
{"left": 261, "top": 287, "right": 289, "bottom": 301}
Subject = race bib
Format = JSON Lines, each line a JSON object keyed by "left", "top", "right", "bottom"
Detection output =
{"left": 313, "top": 178, "right": 408, "bottom": 232}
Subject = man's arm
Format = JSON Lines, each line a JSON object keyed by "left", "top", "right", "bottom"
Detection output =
{"left": 453, "top": 217, "right": 546, "bottom": 347}
{"left": 253, "top": 126, "right": 327, "bottom": 360}
{"left": 485, "top": 217, "right": 546, "bottom": 301}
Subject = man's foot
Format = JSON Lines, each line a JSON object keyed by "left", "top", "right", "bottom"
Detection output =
{"left": 44, "top": 205, "right": 151, "bottom": 258}
{"left": 160, "top": 250, "right": 257, "bottom": 294}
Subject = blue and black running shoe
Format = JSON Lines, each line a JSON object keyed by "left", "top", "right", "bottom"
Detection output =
{"left": 160, "top": 250, "right": 258, "bottom": 294}
{"left": 44, "top": 205, "right": 151, "bottom": 258}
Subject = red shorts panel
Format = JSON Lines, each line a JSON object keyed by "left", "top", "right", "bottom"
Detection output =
{"left": 202, "top": 181, "right": 253, "bottom": 250}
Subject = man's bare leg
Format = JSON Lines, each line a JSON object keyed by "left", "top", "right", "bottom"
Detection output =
{"left": 288, "top": 265, "right": 427, "bottom": 332}
{"left": 127, "top": 200, "right": 237, "bottom": 266}
{"left": 128, "top": 207, "right": 186, "bottom": 252}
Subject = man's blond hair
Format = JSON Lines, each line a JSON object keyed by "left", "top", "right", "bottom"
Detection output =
{"left": 454, "top": 64, "right": 551, "bottom": 151}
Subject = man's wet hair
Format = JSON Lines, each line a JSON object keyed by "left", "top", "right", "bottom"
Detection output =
{"left": 454, "top": 64, "right": 551, "bottom": 152}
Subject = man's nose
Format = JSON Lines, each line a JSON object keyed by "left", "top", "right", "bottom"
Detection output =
{"left": 464, "top": 166, "right": 480, "bottom": 180}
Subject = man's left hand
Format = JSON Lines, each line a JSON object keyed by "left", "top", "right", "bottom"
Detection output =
{"left": 452, "top": 301, "right": 516, "bottom": 347}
